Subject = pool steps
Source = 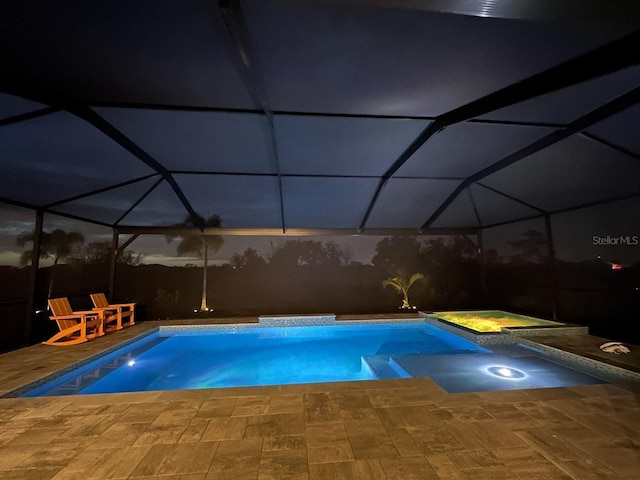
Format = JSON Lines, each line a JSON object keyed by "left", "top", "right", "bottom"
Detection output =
{"left": 361, "top": 355, "right": 411, "bottom": 379}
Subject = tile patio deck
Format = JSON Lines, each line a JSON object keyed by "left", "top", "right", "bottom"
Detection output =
{"left": 1, "top": 316, "right": 638, "bottom": 480}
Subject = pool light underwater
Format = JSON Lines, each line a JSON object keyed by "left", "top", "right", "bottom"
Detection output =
{"left": 486, "top": 366, "right": 526, "bottom": 379}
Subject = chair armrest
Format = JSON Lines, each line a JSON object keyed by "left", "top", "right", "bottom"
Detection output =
{"left": 74, "top": 309, "right": 104, "bottom": 315}
{"left": 109, "top": 303, "right": 135, "bottom": 308}
{"left": 50, "top": 313, "right": 99, "bottom": 320}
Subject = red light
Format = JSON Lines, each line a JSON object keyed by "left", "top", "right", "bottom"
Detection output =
{"left": 611, "top": 264, "right": 622, "bottom": 270}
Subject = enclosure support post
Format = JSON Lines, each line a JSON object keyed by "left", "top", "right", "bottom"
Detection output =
{"left": 544, "top": 214, "right": 559, "bottom": 320}
{"left": 108, "top": 229, "right": 119, "bottom": 303}
{"left": 477, "top": 228, "right": 488, "bottom": 306}
{"left": 24, "top": 210, "right": 43, "bottom": 346}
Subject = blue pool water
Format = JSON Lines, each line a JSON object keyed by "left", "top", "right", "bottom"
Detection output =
{"left": 20, "top": 322, "right": 606, "bottom": 397}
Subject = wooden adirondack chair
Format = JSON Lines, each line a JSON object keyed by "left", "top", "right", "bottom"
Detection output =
{"left": 45, "top": 297, "right": 105, "bottom": 346}
{"left": 90, "top": 293, "right": 135, "bottom": 331}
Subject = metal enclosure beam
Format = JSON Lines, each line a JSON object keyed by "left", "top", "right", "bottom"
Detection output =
{"left": 169, "top": 171, "right": 465, "bottom": 180}
{"left": 0, "top": 196, "right": 113, "bottom": 227}
{"left": 551, "top": 190, "right": 640, "bottom": 216}
{"left": 118, "top": 234, "right": 140, "bottom": 255}
{"left": 115, "top": 226, "right": 477, "bottom": 236}
{"left": 438, "top": 30, "right": 640, "bottom": 126}
{"left": 24, "top": 210, "right": 43, "bottom": 346}
{"left": 544, "top": 214, "right": 559, "bottom": 320}
{"left": 115, "top": 178, "right": 164, "bottom": 226}
{"left": 477, "top": 228, "right": 487, "bottom": 303}
{"left": 360, "top": 28, "right": 640, "bottom": 231}
{"left": 0, "top": 106, "right": 61, "bottom": 127}
{"left": 108, "top": 230, "right": 118, "bottom": 303}
{"left": 422, "top": 85, "right": 640, "bottom": 230}
{"left": 0, "top": 75, "right": 205, "bottom": 231}
{"left": 88, "top": 100, "right": 569, "bottom": 128}
{"left": 475, "top": 183, "right": 547, "bottom": 213}
{"left": 359, "top": 121, "right": 444, "bottom": 230}
{"left": 216, "top": 0, "right": 287, "bottom": 232}
{"left": 68, "top": 106, "right": 205, "bottom": 230}
{"left": 44, "top": 174, "right": 158, "bottom": 208}
{"left": 579, "top": 131, "right": 640, "bottom": 164}
{"left": 479, "top": 187, "right": 640, "bottom": 231}
{"left": 481, "top": 214, "right": 545, "bottom": 230}
{"left": 467, "top": 187, "right": 482, "bottom": 227}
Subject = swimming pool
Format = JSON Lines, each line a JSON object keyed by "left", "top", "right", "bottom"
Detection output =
{"left": 19, "top": 322, "right": 607, "bottom": 397}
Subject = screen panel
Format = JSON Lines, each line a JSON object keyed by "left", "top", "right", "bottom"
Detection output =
{"left": 2, "top": 1, "right": 253, "bottom": 107}
{"left": 430, "top": 189, "right": 479, "bottom": 228}
{"left": 482, "top": 217, "right": 549, "bottom": 266}
{"left": 282, "top": 177, "right": 378, "bottom": 228}
{"left": 243, "top": 0, "right": 632, "bottom": 116}
{"left": 482, "top": 215, "right": 551, "bottom": 305}
{"left": 481, "top": 135, "right": 640, "bottom": 211}
{"left": 114, "top": 232, "right": 479, "bottom": 319}
{"left": 0, "top": 94, "right": 46, "bottom": 120}
{"left": 480, "top": 66, "right": 640, "bottom": 124}
{"left": 0, "top": 205, "right": 35, "bottom": 352}
{"left": 0, "top": 111, "right": 154, "bottom": 206}
{"left": 53, "top": 176, "right": 161, "bottom": 225}
{"left": 552, "top": 196, "right": 640, "bottom": 265}
{"left": 585, "top": 102, "right": 640, "bottom": 156}
{"left": 97, "top": 108, "right": 274, "bottom": 173}
{"left": 367, "top": 179, "right": 461, "bottom": 228}
{"left": 275, "top": 115, "right": 428, "bottom": 175}
{"left": 118, "top": 181, "right": 188, "bottom": 226}
{"left": 470, "top": 183, "right": 542, "bottom": 227}
{"left": 0, "top": 204, "right": 35, "bottom": 299}
{"left": 174, "top": 174, "right": 282, "bottom": 228}
{"left": 397, "top": 122, "right": 553, "bottom": 178}
{"left": 550, "top": 198, "right": 640, "bottom": 344}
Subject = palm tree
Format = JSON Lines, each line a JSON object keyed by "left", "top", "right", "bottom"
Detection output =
{"left": 382, "top": 272, "right": 425, "bottom": 309}
{"left": 166, "top": 214, "right": 223, "bottom": 312}
{"left": 16, "top": 228, "right": 85, "bottom": 297}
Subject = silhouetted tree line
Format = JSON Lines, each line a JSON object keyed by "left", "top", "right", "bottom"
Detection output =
{"left": 69, "top": 242, "right": 144, "bottom": 266}
{"left": 16, "top": 229, "right": 143, "bottom": 267}
{"left": 211, "top": 235, "right": 481, "bottom": 312}
{"left": 229, "top": 240, "right": 353, "bottom": 269}
{"left": 15, "top": 228, "right": 142, "bottom": 300}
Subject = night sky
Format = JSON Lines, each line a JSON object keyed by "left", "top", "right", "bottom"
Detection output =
{"left": 1, "top": 2, "right": 640, "bottom": 266}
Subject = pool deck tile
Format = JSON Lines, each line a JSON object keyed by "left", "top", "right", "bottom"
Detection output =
{"left": 424, "top": 453, "right": 467, "bottom": 480}
{"left": 267, "top": 395, "right": 304, "bottom": 414}
{"left": 207, "top": 437, "right": 263, "bottom": 480}
{"left": 386, "top": 427, "right": 422, "bottom": 457}
{"left": 201, "top": 416, "right": 247, "bottom": 441}
{"left": 446, "top": 449, "right": 504, "bottom": 470}
{"left": 309, "top": 459, "right": 388, "bottom": 480}
{"left": 0, "top": 315, "right": 639, "bottom": 479}
{"left": 381, "top": 456, "right": 440, "bottom": 480}
{"left": 479, "top": 403, "right": 543, "bottom": 430}
{"left": 232, "top": 396, "right": 271, "bottom": 416}
{"left": 309, "top": 443, "right": 355, "bottom": 464}
{"left": 404, "top": 424, "right": 466, "bottom": 454}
